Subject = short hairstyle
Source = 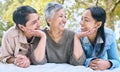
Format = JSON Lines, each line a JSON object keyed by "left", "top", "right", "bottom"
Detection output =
{"left": 44, "top": 2, "right": 63, "bottom": 26}
{"left": 13, "top": 5, "right": 37, "bottom": 27}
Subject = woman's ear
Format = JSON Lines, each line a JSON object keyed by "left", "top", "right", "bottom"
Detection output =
{"left": 96, "top": 21, "right": 102, "bottom": 29}
{"left": 18, "top": 24, "right": 25, "bottom": 31}
{"left": 46, "top": 17, "right": 51, "bottom": 25}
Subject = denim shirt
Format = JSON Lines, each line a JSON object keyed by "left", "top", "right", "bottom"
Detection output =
{"left": 80, "top": 28, "right": 120, "bottom": 69}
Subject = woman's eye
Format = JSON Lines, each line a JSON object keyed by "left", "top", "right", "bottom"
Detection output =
{"left": 59, "top": 15, "right": 63, "bottom": 17}
{"left": 32, "top": 21, "right": 37, "bottom": 25}
{"left": 85, "top": 19, "right": 89, "bottom": 22}
{"left": 81, "top": 18, "right": 83, "bottom": 20}
{"left": 59, "top": 15, "right": 66, "bottom": 19}
{"left": 64, "top": 16, "right": 66, "bottom": 18}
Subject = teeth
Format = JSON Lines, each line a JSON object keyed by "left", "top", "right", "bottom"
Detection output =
{"left": 62, "top": 24, "right": 65, "bottom": 26}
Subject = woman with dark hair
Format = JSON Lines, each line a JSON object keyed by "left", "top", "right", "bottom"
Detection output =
{"left": 0, "top": 6, "right": 46, "bottom": 68}
{"left": 77, "top": 6, "right": 120, "bottom": 70}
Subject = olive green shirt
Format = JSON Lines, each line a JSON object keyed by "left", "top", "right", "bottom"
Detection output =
{"left": 31, "top": 29, "right": 85, "bottom": 65}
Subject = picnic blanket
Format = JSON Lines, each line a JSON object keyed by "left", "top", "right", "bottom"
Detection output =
{"left": 0, "top": 63, "right": 119, "bottom": 72}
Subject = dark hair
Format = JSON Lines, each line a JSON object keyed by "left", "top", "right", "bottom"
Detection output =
{"left": 13, "top": 5, "right": 37, "bottom": 27}
{"left": 86, "top": 6, "right": 106, "bottom": 57}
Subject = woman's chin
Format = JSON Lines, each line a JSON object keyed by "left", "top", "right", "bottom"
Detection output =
{"left": 60, "top": 27, "right": 65, "bottom": 31}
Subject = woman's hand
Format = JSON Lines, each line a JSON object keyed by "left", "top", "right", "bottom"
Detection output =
{"left": 89, "top": 58, "right": 111, "bottom": 70}
{"left": 31, "top": 30, "right": 46, "bottom": 38}
{"left": 14, "top": 54, "right": 31, "bottom": 68}
{"left": 25, "top": 28, "right": 46, "bottom": 38}
{"left": 77, "top": 27, "right": 97, "bottom": 38}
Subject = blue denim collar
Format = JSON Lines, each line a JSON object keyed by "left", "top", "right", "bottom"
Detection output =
{"left": 82, "top": 36, "right": 103, "bottom": 44}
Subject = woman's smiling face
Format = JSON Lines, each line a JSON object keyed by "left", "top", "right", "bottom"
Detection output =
{"left": 49, "top": 9, "right": 67, "bottom": 31}
{"left": 80, "top": 10, "right": 97, "bottom": 32}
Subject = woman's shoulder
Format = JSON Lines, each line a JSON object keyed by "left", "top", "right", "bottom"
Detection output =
{"left": 65, "top": 29, "right": 75, "bottom": 34}
{"left": 105, "top": 27, "right": 114, "bottom": 34}
{"left": 3, "top": 26, "right": 19, "bottom": 37}
{"left": 105, "top": 27, "right": 115, "bottom": 45}
{"left": 105, "top": 27, "right": 115, "bottom": 37}
{"left": 64, "top": 29, "right": 75, "bottom": 36}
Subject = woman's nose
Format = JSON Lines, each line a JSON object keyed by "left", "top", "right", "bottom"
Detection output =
{"left": 37, "top": 20, "right": 41, "bottom": 29}
{"left": 63, "top": 17, "right": 67, "bottom": 24}
{"left": 80, "top": 20, "right": 84, "bottom": 26}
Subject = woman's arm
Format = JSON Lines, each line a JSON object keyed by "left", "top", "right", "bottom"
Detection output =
{"left": 89, "top": 32, "right": 120, "bottom": 70}
{"left": 0, "top": 31, "right": 31, "bottom": 68}
{"left": 70, "top": 34, "right": 86, "bottom": 65}
{"left": 30, "top": 30, "right": 47, "bottom": 65}
{"left": 107, "top": 37, "right": 120, "bottom": 69}
{"left": 0, "top": 34, "right": 15, "bottom": 63}
{"left": 73, "top": 34, "right": 84, "bottom": 60}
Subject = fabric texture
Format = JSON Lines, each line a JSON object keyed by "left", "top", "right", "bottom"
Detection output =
{"left": 31, "top": 29, "right": 85, "bottom": 65}
{"left": 80, "top": 27, "right": 120, "bottom": 69}
{"left": 0, "top": 26, "right": 38, "bottom": 63}
{"left": 0, "top": 63, "right": 120, "bottom": 72}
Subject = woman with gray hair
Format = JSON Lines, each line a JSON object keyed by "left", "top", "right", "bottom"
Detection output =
{"left": 31, "top": 2, "right": 85, "bottom": 65}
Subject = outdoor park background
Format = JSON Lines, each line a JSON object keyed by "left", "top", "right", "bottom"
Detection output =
{"left": 0, "top": 0, "right": 120, "bottom": 55}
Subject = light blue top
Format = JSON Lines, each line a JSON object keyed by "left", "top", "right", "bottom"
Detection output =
{"left": 80, "top": 28, "right": 120, "bottom": 69}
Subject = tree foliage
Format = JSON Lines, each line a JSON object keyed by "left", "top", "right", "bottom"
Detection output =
{"left": 0, "top": 0, "right": 120, "bottom": 46}
{"left": 0, "top": 0, "right": 55, "bottom": 45}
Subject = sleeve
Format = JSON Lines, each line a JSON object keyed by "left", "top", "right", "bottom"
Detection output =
{"left": 0, "top": 34, "right": 15, "bottom": 63}
{"left": 29, "top": 37, "right": 47, "bottom": 65}
{"left": 84, "top": 58, "right": 95, "bottom": 67}
{"left": 69, "top": 31, "right": 86, "bottom": 66}
{"left": 107, "top": 33, "right": 120, "bottom": 69}
{"left": 70, "top": 52, "right": 86, "bottom": 66}
{"left": 30, "top": 52, "right": 47, "bottom": 65}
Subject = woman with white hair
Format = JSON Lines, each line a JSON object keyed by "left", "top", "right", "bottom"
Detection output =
{"left": 31, "top": 2, "right": 85, "bottom": 65}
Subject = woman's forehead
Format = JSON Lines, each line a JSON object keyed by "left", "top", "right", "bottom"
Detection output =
{"left": 55, "top": 9, "right": 66, "bottom": 15}
{"left": 27, "top": 13, "right": 38, "bottom": 20}
{"left": 82, "top": 10, "right": 92, "bottom": 18}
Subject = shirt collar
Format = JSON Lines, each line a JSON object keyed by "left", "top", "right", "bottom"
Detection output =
{"left": 82, "top": 36, "right": 103, "bottom": 44}
{"left": 17, "top": 27, "right": 35, "bottom": 44}
{"left": 96, "top": 35, "right": 103, "bottom": 44}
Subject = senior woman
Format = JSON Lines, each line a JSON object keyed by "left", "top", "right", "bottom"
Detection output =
{"left": 31, "top": 2, "right": 85, "bottom": 65}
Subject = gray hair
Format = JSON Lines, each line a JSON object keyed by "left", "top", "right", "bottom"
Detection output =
{"left": 44, "top": 2, "right": 63, "bottom": 26}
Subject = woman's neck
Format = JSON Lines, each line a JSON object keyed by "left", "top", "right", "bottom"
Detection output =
{"left": 48, "top": 28, "right": 64, "bottom": 43}
{"left": 88, "top": 32, "right": 97, "bottom": 45}
{"left": 24, "top": 32, "right": 33, "bottom": 43}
